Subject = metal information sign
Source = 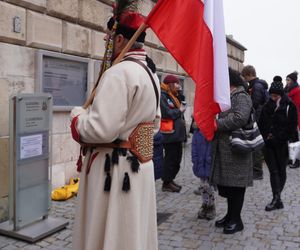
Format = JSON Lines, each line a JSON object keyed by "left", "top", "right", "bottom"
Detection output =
{"left": 36, "top": 50, "right": 89, "bottom": 111}
{"left": 0, "top": 93, "right": 68, "bottom": 242}
{"left": 42, "top": 56, "right": 88, "bottom": 107}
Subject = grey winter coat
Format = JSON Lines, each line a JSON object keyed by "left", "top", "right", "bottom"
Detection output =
{"left": 211, "top": 86, "right": 253, "bottom": 187}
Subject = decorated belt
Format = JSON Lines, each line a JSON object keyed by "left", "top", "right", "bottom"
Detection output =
{"left": 81, "top": 122, "right": 155, "bottom": 163}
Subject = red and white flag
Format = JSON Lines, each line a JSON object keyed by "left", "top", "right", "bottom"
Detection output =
{"left": 146, "top": 0, "right": 230, "bottom": 141}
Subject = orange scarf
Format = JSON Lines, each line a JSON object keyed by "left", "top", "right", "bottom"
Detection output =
{"left": 161, "top": 83, "right": 181, "bottom": 109}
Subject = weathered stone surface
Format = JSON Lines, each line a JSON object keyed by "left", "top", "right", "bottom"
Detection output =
{"left": 6, "top": 0, "right": 46, "bottom": 12}
{"left": 0, "top": 138, "right": 9, "bottom": 198}
{"left": 183, "top": 77, "right": 195, "bottom": 106}
{"left": 91, "top": 30, "right": 106, "bottom": 59}
{"left": 47, "top": 0, "right": 78, "bottom": 21}
{"left": 51, "top": 158, "right": 78, "bottom": 188}
{"left": 0, "top": 79, "right": 10, "bottom": 138}
{"left": 0, "top": 2, "right": 26, "bottom": 45}
{"left": 227, "top": 43, "right": 245, "bottom": 63}
{"left": 152, "top": 50, "right": 177, "bottom": 73}
{"left": 64, "top": 161, "right": 79, "bottom": 184}
{"left": 62, "top": 22, "right": 91, "bottom": 56}
{"left": 51, "top": 163, "right": 66, "bottom": 189}
{"left": 139, "top": 0, "right": 154, "bottom": 16}
{"left": 151, "top": 49, "right": 167, "bottom": 71}
{"left": 52, "top": 113, "right": 70, "bottom": 134}
{"left": 51, "top": 134, "right": 62, "bottom": 165}
{"left": 27, "top": 10, "right": 62, "bottom": 51}
{"left": 78, "top": 0, "right": 112, "bottom": 30}
{"left": 177, "top": 64, "right": 186, "bottom": 75}
{"left": 0, "top": 43, "right": 35, "bottom": 79}
{"left": 61, "top": 134, "right": 78, "bottom": 163}
{"left": 145, "top": 29, "right": 162, "bottom": 47}
{"left": 0, "top": 196, "right": 8, "bottom": 223}
{"left": 228, "top": 57, "right": 239, "bottom": 71}
{"left": 0, "top": 43, "right": 35, "bottom": 137}
{"left": 143, "top": 46, "right": 153, "bottom": 58}
{"left": 164, "top": 53, "right": 177, "bottom": 72}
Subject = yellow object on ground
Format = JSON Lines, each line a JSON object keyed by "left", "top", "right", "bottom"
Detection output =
{"left": 51, "top": 178, "right": 80, "bottom": 201}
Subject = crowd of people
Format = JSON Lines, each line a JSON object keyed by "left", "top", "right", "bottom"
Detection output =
{"left": 68, "top": 3, "right": 300, "bottom": 248}
{"left": 155, "top": 66, "right": 300, "bottom": 235}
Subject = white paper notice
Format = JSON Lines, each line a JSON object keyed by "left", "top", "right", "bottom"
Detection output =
{"left": 20, "top": 134, "right": 43, "bottom": 159}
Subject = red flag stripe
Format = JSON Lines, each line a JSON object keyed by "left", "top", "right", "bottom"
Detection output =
{"left": 146, "top": 0, "right": 220, "bottom": 140}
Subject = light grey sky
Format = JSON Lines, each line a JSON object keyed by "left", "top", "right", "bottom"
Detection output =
{"left": 223, "top": 0, "right": 300, "bottom": 85}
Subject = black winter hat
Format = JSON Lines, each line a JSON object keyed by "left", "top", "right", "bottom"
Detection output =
{"left": 287, "top": 71, "right": 298, "bottom": 82}
{"left": 273, "top": 75, "right": 282, "bottom": 82}
{"left": 269, "top": 81, "right": 284, "bottom": 96}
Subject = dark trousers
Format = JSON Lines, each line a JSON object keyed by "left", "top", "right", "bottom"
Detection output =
{"left": 162, "top": 142, "right": 182, "bottom": 183}
{"left": 218, "top": 185, "right": 246, "bottom": 222}
{"left": 253, "top": 149, "right": 263, "bottom": 178}
{"left": 263, "top": 143, "right": 289, "bottom": 195}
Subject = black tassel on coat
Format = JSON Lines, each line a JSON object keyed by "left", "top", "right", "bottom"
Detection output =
{"left": 104, "top": 173, "right": 111, "bottom": 192}
{"left": 76, "top": 154, "right": 82, "bottom": 172}
{"left": 127, "top": 156, "right": 140, "bottom": 173}
{"left": 122, "top": 172, "right": 130, "bottom": 192}
{"left": 104, "top": 154, "right": 111, "bottom": 172}
{"left": 112, "top": 148, "right": 119, "bottom": 165}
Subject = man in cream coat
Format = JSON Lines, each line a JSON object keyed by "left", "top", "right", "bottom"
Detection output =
{"left": 70, "top": 12, "right": 160, "bottom": 250}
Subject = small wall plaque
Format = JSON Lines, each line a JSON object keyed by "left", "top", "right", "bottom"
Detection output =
{"left": 13, "top": 16, "right": 21, "bottom": 33}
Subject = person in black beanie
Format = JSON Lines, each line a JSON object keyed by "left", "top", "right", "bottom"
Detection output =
{"left": 258, "top": 81, "right": 298, "bottom": 211}
{"left": 287, "top": 71, "right": 298, "bottom": 83}
{"left": 241, "top": 65, "right": 268, "bottom": 180}
{"left": 273, "top": 75, "right": 282, "bottom": 83}
{"left": 285, "top": 71, "right": 300, "bottom": 168}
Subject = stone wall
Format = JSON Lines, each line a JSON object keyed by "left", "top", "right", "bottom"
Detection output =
{"left": 0, "top": 0, "right": 246, "bottom": 222}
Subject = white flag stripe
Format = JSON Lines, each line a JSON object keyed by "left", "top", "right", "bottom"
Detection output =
{"left": 204, "top": 0, "right": 231, "bottom": 112}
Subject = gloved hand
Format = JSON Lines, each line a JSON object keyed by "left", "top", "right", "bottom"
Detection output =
{"left": 70, "top": 107, "right": 87, "bottom": 120}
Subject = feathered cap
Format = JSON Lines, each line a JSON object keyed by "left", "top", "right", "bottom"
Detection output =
{"left": 107, "top": 0, "right": 146, "bottom": 43}
{"left": 100, "top": 0, "right": 144, "bottom": 75}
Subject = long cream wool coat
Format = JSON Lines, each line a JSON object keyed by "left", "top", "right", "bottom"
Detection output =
{"left": 71, "top": 50, "right": 160, "bottom": 250}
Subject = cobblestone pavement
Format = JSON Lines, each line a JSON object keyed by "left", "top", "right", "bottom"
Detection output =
{"left": 1, "top": 143, "right": 300, "bottom": 249}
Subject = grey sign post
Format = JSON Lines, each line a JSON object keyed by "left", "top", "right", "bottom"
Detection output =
{"left": 0, "top": 93, "right": 68, "bottom": 243}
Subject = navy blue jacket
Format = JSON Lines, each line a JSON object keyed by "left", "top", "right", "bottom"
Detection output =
{"left": 153, "top": 132, "right": 163, "bottom": 180}
{"left": 248, "top": 78, "right": 268, "bottom": 120}
{"left": 191, "top": 129, "right": 212, "bottom": 179}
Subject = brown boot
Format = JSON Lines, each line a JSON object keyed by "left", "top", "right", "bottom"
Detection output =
{"left": 171, "top": 180, "right": 182, "bottom": 190}
{"left": 197, "top": 205, "right": 207, "bottom": 219}
{"left": 205, "top": 204, "right": 216, "bottom": 220}
{"left": 162, "top": 182, "right": 181, "bottom": 193}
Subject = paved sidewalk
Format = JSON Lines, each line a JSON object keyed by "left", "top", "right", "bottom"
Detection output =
{"left": 1, "top": 143, "right": 300, "bottom": 249}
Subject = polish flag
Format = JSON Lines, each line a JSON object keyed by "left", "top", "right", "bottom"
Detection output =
{"left": 145, "top": 0, "right": 230, "bottom": 141}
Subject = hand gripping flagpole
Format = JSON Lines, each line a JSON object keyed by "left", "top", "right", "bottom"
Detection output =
{"left": 82, "top": 23, "right": 147, "bottom": 109}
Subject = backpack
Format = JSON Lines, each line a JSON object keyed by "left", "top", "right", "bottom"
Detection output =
{"left": 256, "top": 79, "right": 269, "bottom": 105}
{"left": 262, "top": 87, "right": 269, "bottom": 104}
